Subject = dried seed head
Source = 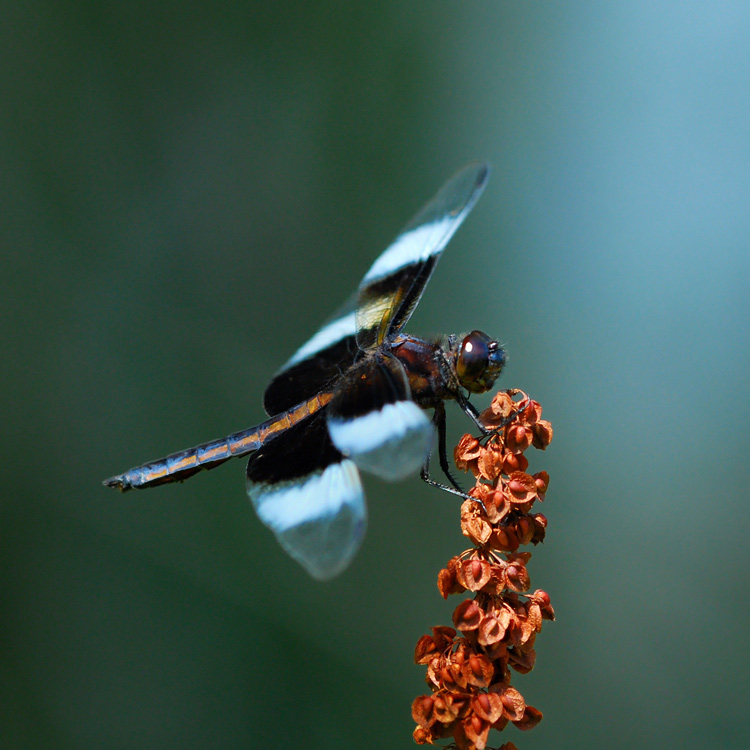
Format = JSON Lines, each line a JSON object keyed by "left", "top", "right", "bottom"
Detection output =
{"left": 412, "top": 390, "right": 553, "bottom": 749}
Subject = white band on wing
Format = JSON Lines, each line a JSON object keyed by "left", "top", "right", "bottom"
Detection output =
{"left": 286, "top": 311, "right": 357, "bottom": 367}
{"left": 327, "top": 400, "right": 435, "bottom": 482}
{"left": 361, "top": 219, "right": 453, "bottom": 284}
{"left": 247, "top": 459, "right": 366, "bottom": 581}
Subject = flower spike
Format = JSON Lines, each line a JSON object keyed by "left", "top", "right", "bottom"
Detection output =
{"left": 412, "top": 390, "right": 554, "bottom": 750}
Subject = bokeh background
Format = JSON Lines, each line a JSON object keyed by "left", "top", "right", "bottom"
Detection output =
{"left": 3, "top": 2, "right": 750, "bottom": 749}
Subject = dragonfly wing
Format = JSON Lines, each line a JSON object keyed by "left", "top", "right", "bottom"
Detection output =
{"left": 326, "top": 353, "right": 434, "bottom": 481}
{"left": 246, "top": 408, "right": 366, "bottom": 580}
{"left": 355, "top": 163, "right": 490, "bottom": 350}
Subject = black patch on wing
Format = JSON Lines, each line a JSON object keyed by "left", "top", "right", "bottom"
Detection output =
{"left": 246, "top": 408, "right": 342, "bottom": 485}
{"left": 387, "top": 256, "right": 439, "bottom": 335}
{"left": 263, "top": 334, "right": 359, "bottom": 416}
{"left": 327, "top": 352, "right": 411, "bottom": 421}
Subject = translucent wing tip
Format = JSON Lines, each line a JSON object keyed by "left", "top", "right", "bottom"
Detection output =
{"left": 447, "top": 160, "right": 491, "bottom": 213}
{"left": 466, "top": 160, "right": 491, "bottom": 186}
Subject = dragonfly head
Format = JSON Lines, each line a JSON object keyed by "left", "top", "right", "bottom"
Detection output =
{"left": 454, "top": 330, "right": 506, "bottom": 394}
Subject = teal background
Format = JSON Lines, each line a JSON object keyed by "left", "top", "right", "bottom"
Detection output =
{"left": 3, "top": 2, "right": 750, "bottom": 749}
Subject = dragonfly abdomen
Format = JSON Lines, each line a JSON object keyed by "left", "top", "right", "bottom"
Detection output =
{"left": 103, "top": 392, "right": 332, "bottom": 491}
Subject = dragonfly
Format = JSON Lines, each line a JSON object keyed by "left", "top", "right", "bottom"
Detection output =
{"left": 104, "top": 163, "right": 506, "bottom": 580}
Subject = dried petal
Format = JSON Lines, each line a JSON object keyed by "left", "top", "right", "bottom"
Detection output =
{"left": 490, "top": 526, "right": 519, "bottom": 553}
{"left": 512, "top": 705, "right": 543, "bottom": 731}
{"left": 452, "top": 599, "right": 483, "bottom": 632}
{"left": 464, "top": 653, "right": 494, "bottom": 688}
{"left": 433, "top": 692, "right": 462, "bottom": 724}
{"left": 462, "top": 714, "right": 490, "bottom": 750}
{"left": 477, "top": 613, "right": 508, "bottom": 646}
{"left": 471, "top": 692, "right": 504, "bottom": 723}
{"left": 431, "top": 626, "right": 457, "bottom": 648}
{"left": 438, "top": 565, "right": 462, "bottom": 599}
{"left": 508, "top": 647, "right": 536, "bottom": 674}
{"left": 505, "top": 566, "right": 527, "bottom": 592}
{"left": 462, "top": 512, "right": 493, "bottom": 546}
{"left": 482, "top": 391, "right": 516, "bottom": 425}
{"left": 412, "top": 695, "right": 437, "bottom": 727}
{"left": 529, "top": 589, "right": 555, "bottom": 620}
{"left": 520, "top": 400, "right": 542, "bottom": 425}
{"left": 468, "top": 483, "right": 491, "bottom": 504}
{"left": 525, "top": 602, "right": 542, "bottom": 633}
{"left": 455, "top": 434, "right": 482, "bottom": 473}
{"left": 533, "top": 470, "right": 550, "bottom": 500}
{"left": 456, "top": 559, "right": 492, "bottom": 591}
{"left": 484, "top": 639, "right": 509, "bottom": 664}
{"left": 481, "top": 490, "right": 511, "bottom": 524}
{"left": 506, "top": 562, "right": 530, "bottom": 593}
{"left": 532, "top": 420, "right": 553, "bottom": 449}
{"left": 531, "top": 513, "right": 547, "bottom": 544}
{"left": 492, "top": 716, "right": 510, "bottom": 733}
{"left": 507, "top": 472, "right": 537, "bottom": 503}
{"left": 528, "top": 589, "right": 549, "bottom": 606}
{"left": 436, "top": 663, "right": 461, "bottom": 692}
{"left": 510, "top": 552, "right": 531, "bottom": 565}
{"left": 482, "top": 566, "right": 508, "bottom": 597}
{"left": 477, "top": 447, "right": 504, "bottom": 481}
{"left": 412, "top": 725, "right": 432, "bottom": 744}
{"left": 414, "top": 635, "right": 438, "bottom": 664}
{"left": 501, "top": 451, "right": 529, "bottom": 474}
{"left": 506, "top": 424, "right": 532, "bottom": 453}
{"left": 515, "top": 515, "right": 535, "bottom": 545}
{"left": 497, "top": 685, "right": 526, "bottom": 721}
{"left": 518, "top": 615, "right": 536, "bottom": 645}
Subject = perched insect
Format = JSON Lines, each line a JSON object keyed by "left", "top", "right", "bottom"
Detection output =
{"left": 105, "top": 163, "right": 506, "bottom": 579}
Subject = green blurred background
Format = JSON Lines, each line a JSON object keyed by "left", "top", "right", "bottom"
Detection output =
{"left": 3, "top": 2, "right": 749, "bottom": 748}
